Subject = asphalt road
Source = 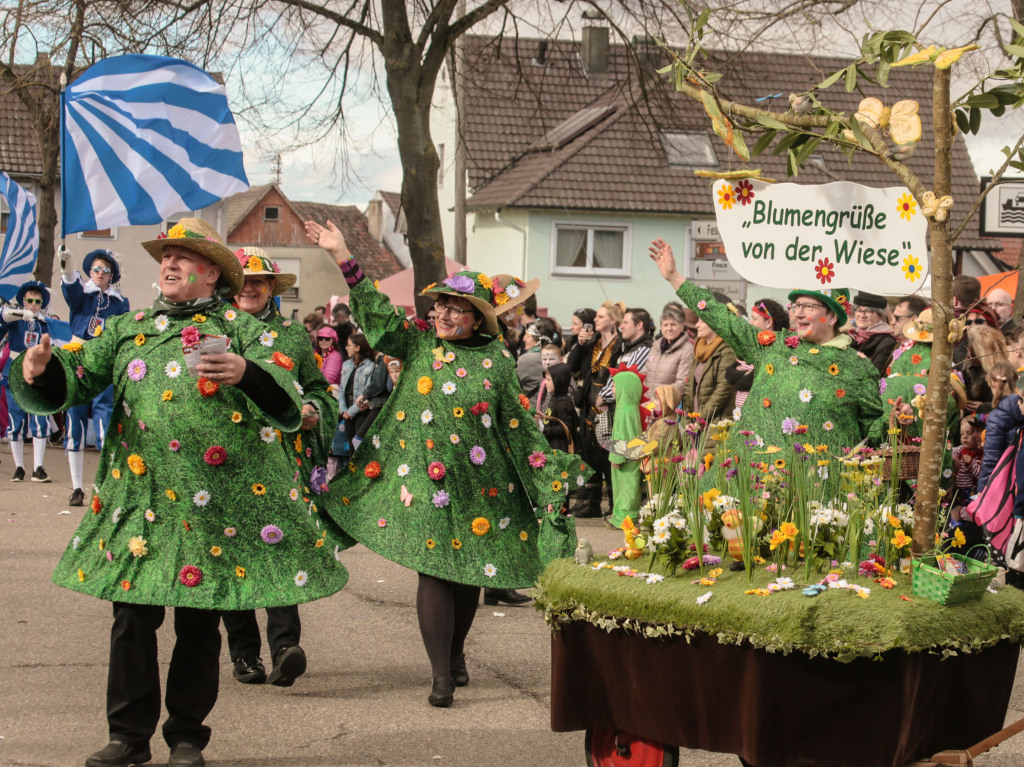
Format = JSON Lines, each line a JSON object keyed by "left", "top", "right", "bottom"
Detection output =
{"left": 2, "top": 446, "right": 1024, "bottom": 767}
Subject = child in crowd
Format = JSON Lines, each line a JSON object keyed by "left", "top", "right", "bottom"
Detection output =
{"left": 607, "top": 368, "right": 647, "bottom": 530}
{"left": 952, "top": 415, "right": 984, "bottom": 496}
{"left": 536, "top": 343, "right": 566, "bottom": 411}
{"left": 989, "top": 360, "right": 1019, "bottom": 408}
{"left": 539, "top": 363, "right": 578, "bottom": 454}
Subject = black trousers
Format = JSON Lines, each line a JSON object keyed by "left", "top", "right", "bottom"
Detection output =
{"left": 107, "top": 602, "right": 220, "bottom": 750}
{"left": 221, "top": 606, "right": 301, "bottom": 661}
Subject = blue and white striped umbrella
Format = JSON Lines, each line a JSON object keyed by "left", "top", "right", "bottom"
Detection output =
{"left": 0, "top": 172, "right": 39, "bottom": 302}
{"left": 61, "top": 54, "right": 249, "bottom": 236}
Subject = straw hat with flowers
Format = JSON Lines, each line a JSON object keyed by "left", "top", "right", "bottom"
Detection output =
{"left": 141, "top": 217, "right": 244, "bottom": 294}
{"left": 234, "top": 247, "right": 297, "bottom": 296}
{"left": 420, "top": 271, "right": 501, "bottom": 335}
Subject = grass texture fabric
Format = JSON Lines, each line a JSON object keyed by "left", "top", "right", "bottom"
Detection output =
{"left": 535, "top": 557, "right": 1024, "bottom": 661}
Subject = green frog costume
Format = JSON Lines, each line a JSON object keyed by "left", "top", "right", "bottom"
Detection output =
{"left": 677, "top": 283, "right": 887, "bottom": 451}
{"left": 330, "top": 269, "right": 589, "bottom": 588}
{"left": 11, "top": 286, "right": 349, "bottom": 610}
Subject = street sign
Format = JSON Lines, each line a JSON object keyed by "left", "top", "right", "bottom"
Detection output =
{"left": 980, "top": 176, "right": 1024, "bottom": 238}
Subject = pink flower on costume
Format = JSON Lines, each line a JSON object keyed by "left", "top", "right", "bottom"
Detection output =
{"left": 179, "top": 565, "right": 203, "bottom": 587}
{"left": 428, "top": 462, "right": 446, "bottom": 480}
{"left": 134, "top": 312, "right": 144, "bottom": 321}
{"left": 784, "top": 336, "right": 800, "bottom": 348}
{"left": 204, "top": 445, "right": 227, "bottom": 466}
{"left": 181, "top": 326, "right": 201, "bottom": 345}
{"left": 528, "top": 451, "right": 547, "bottom": 469}
{"left": 169, "top": 440, "right": 181, "bottom": 451}
{"left": 127, "top": 359, "right": 147, "bottom": 381}
{"left": 76, "top": 365, "right": 84, "bottom": 379}
{"left": 378, "top": 518, "right": 387, "bottom": 527}
{"left": 470, "top": 446, "right": 486, "bottom": 465}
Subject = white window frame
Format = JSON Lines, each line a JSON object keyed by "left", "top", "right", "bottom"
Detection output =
{"left": 550, "top": 221, "right": 631, "bottom": 277}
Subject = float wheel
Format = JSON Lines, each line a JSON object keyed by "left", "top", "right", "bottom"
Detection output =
{"left": 584, "top": 728, "right": 680, "bottom": 767}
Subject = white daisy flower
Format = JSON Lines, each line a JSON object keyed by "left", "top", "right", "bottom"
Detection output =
{"left": 289, "top": 488, "right": 300, "bottom": 501}
{"left": 294, "top": 570, "right": 308, "bottom": 587}
{"left": 144, "top": 510, "right": 156, "bottom": 522}
{"left": 260, "top": 426, "right": 276, "bottom": 443}
{"left": 193, "top": 490, "right": 211, "bottom": 507}
{"left": 775, "top": 577, "right": 795, "bottom": 590}
{"left": 652, "top": 530, "right": 671, "bottom": 544}
{"left": 123, "top": 402, "right": 133, "bottom": 416}
{"left": 508, "top": 483, "right": 515, "bottom": 493}
{"left": 72, "top": 535, "right": 81, "bottom": 550}
{"left": 484, "top": 563, "right": 497, "bottom": 578}
{"left": 646, "top": 573, "right": 665, "bottom": 584}
{"left": 789, "top": 355, "right": 799, "bottom": 365}
{"left": 112, "top": 508, "right": 122, "bottom": 524}
{"left": 443, "top": 351, "right": 455, "bottom": 363}
{"left": 501, "top": 349, "right": 511, "bottom": 357}
{"left": 607, "top": 550, "right": 622, "bottom": 560}
{"left": 499, "top": 517, "right": 511, "bottom": 529}
{"left": 482, "top": 359, "right": 493, "bottom": 369}
{"left": 421, "top": 410, "right": 433, "bottom": 424}
{"left": 506, "top": 284, "right": 520, "bottom": 299}
{"left": 164, "top": 360, "right": 181, "bottom": 378}
{"left": 799, "top": 389, "right": 813, "bottom": 403}
{"left": 293, "top": 381, "right": 304, "bottom": 395}
{"left": 372, "top": 434, "right": 381, "bottom": 449}
{"left": 823, "top": 421, "right": 834, "bottom": 431}
{"left": 696, "top": 591, "right": 713, "bottom": 605}
{"left": 653, "top": 518, "right": 670, "bottom": 534}
{"left": 449, "top": 433, "right": 460, "bottom": 444}
{"left": 283, "top": 319, "right": 292, "bottom": 327}
{"left": 397, "top": 463, "right": 410, "bottom": 477}
{"left": 576, "top": 475, "right": 585, "bottom": 487}
{"left": 481, "top": 414, "right": 492, "bottom": 428}
{"left": 259, "top": 331, "right": 274, "bottom": 347}
{"left": 154, "top": 316, "right": 170, "bottom": 333}
{"left": 223, "top": 309, "right": 237, "bottom": 321}
{"left": 442, "top": 381, "right": 457, "bottom": 395}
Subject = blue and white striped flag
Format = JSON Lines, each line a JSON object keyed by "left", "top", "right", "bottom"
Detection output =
{"left": 61, "top": 54, "right": 249, "bottom": 236}
{"left": 0, "top": 172, "right": 39, "bottom": 302}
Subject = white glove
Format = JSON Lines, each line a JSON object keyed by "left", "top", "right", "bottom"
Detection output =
{"left": 1, "top": 307, "right": 33, "bottom": 323}
{"left": 58, "top": 246, "right": 74, "bottom": 279}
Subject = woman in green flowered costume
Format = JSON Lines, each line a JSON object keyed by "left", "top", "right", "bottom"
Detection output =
{"left": 648, "top": 238, "right": 908, "bottom": 463}
{"left": 220, "top": 247, "right": 342, "bottom": 688}
{"left": 11, "top": 218, "right": 349, "bottom": 767}
{"left": 305, "top": 219, "right": 589, "bottom": 708}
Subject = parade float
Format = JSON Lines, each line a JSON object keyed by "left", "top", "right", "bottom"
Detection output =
{"left": 537, "top": 19, "right": 1024, "bottom": 767}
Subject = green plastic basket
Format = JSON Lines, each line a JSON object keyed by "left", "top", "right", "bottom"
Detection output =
{"left": 912, "top": 554, "right": 998, "bottom": 605}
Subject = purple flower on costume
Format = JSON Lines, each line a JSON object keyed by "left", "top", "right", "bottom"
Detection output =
{"left": 914, "top": 383, "right": 927, "bottom": 395}
{"left": 781, "top": 418, "right": 798, "bottom": 435}
{"left": 879, "top": 379, "right": 888, "bottom": 395}
{"left": 310, "top": 466, "right": 328, "bottom": 495}
{"left": 470, "top": 446, "right": 486, "bottom": 465}
{"left": 127, "top": 359, "right": 147, "bottom": 381}
{"left": 260, "top": 524, "right": 283, "bottom": 544}
{"left": 76, "top": 365, "right": 84, "bottom": 379}
{"left": 443, "top": 275, "right": 475, "bottom": 294}
{"left": 433, "top": 490, "right": 451, "bottom": 507}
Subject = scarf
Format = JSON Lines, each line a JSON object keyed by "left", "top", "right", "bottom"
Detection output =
{"left": 692, "top": 336, "right": 724, "bottom": 363}
{"left": 848, "top": 322, "right": 893, "bottom": 346}
{"left": 151, "top": 293, "right": 224, "bottom": 318}
{"left": 253, "top": 300, "right": 278, "bottom": 322}
{"left": 590, "top": 335, "right": 619, "bottom": 373}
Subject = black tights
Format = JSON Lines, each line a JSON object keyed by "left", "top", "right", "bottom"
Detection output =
{"left": 416, "top": 573, "right": 480, "bottom": 679}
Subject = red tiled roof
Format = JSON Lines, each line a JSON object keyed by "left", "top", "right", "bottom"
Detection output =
{"left": 291, "top": 201, "right": 402, "bottom": 280}
{"left": 995, "top": 238, "right": 1022, "bottom": 269}
{"left": 461, "top": 36, "right": 998, "bottom": 250}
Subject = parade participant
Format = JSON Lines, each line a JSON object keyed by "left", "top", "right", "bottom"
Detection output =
{"left": 649, "top": 238, "right": 895, "bottom": 457}
{"left": 1, "top": 281, "right": 55, "bottom": 482}
{"left": 306, "top": 218, "right": 586, "bottom": 708}
{"left": 728, "top": 299, "right": 788, "bottom": 412}
{"left": 11, "top": 218, "right": 349, "bottom": 767}
{"left": 60, "top": 248, "right": 132, "bottom": 506}
{"left": 220, "top": 247, "right": 339, "bottom": 689}
{"left": 849, "top": 292, "right": 897, "bottom": 375}
{"left": 608, "top": 366, "right": 647, "bottom": 530}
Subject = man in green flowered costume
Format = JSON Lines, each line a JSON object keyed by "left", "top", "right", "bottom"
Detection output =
{"left": 12, "top": 219, "right": 349, "bottom": 767}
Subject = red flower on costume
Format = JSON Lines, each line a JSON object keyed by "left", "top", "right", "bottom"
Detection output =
{"left": 836, "top": 389, "right": 846, "bottom": 398}
{"left": 428, "top": 462, "right": 446, "bottom": 480}
{"left": 814, "top": 258, "right": 835, "bottom": 284}
{"left": 763, "top": 398, "right": 771, "bottom": 408}
{"left": 204, "top": 445, "right": 227, "bottom": 466}
{"left": 735, "top": 180, "right": 755, "bottom": 206}
{"left": 519, "top": 393, "right": 530, "bottom": 409}
{"left": 197, "top": 377, "right": 219, "bottom": 397}
{"left": 784, "top": 336, "right": 800, "bottom": 348}
{"left": 911, "top": 354, "right": 922, "bottom": 364}
{"left": 91, "top": 495, "right": 102, "bottom": 514}
{"left": 364, "top": 461, "right": 382, "bottom": 479}
{"left": 181, "top": 326, "right": 201, "bottom": 345}
{"left": 272, "top": 351, "right": 294, "bottom": 371}
{"left": 179, "top": 565, "right": 203, "bottom": 587}
{"left": 470, "top": 402, "right": 490, "bottom": 416}
{"left": 756, "top": 330, "right": 776, "bottom": 346}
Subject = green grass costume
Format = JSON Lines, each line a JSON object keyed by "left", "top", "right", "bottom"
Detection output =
{"left": 11, "top": 304, "right": 350, "bottom": 609}
{"left": 329, "top": 278, "right": 589, "bottom": 588}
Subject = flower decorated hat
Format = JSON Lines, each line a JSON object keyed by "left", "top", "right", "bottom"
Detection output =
{"left": 83, "top": 248, "right": 122, "bottom": 284}
{"left": 490, "top": 273, "right": 541, "bottom": 317}
{"left": 234, "top": 246, "right": 297, "bottom": 297}
{"left": 141, "top": 217, "right": 244, "bottom": 294}
{"left": 787, "top": 287, "right": 850, "bottom": 328}
{"left": 420, "top": 270, "right": 501, "bottom": 335}
{"left": 904, "top": 308, "right": 934, "bottom": 343}
{"left": 16, "top": 279, "right": 51, "bottom": 310}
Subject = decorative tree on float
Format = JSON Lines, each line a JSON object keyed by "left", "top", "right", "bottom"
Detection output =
{"left": 665, "top": 12, "right": 1024, "bottom": 558}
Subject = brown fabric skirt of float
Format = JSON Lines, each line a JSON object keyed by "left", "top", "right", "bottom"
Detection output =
{"left": 551, "top": 621, "right": 1020, "bottom": 767}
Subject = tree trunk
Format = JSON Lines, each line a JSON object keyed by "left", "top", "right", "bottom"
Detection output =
{"left": 33, "top": 104, "right": 60, "bottom": 287}
{"left": 911, "top": 67, "right": 954, "bottom": 557}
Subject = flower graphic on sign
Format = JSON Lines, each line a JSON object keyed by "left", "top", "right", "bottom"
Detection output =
{"left": 735, "top": 180, "right": 755, "bottom": 206}
{"left": 896, "top": 193, "right": 916, "bottom": 221}
{"left": 814, "top": 258, "right": 835, "bottom": 284}
{"left": 717, "top": 184, "right": 736, "bottom": 210}
{"left": 902, "top": 254, "right": 921, "bottom": 281}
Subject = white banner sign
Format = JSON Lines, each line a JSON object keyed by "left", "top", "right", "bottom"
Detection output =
{"left": 712, "top": 180, "right": 929, "bottom": 294}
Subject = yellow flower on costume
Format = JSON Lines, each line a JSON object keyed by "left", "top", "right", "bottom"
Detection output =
{"left": 495, "top": 293, "right": 509, "bottom": 306}
{"left": 128, "top": 536, "right": 148, "bottom": 558}
{"left": 477, "top": 274, "right": 493, "bottom": 291}
{"left": 231, "top": 411, "right": 243, "bottom": 423}
{"left": 509, "top": 418, "right": 519, "bottom": 429}
{"left": 192, "top": 313, "right": 207, "bottom": 323}
{"left": 167, "top": 223, "right": 186, "bottom": 238}
{"left": 417, "top": 376, "right": 434, "bottom": 395}
{"left": 453, "top": 407, "right": 465, "bottom": 418}
{"left": 162, "top": 390, "right": 173, "bottom": 401}
{"left": 519, "top": 531, "right": 529, "bottom": 541}
{"left": 235, "top": 566, "right": 246, "bottom": 578}
{"left": 293, "top": 434, "right": 302, "bottom": 453}
{"left": 396, "top": 411, "right": 406, "bottom": 421}
{"left": 896, "top": 193, "right": 917, "bottom": 221}
{"left": 134, "top": 334, "right": 146, "bottom": 346}
{"left": 765, "top": 363, "right": 774, "bottom": 375}
{"left": 210, "top": 546, "right": 222, "bottom": 557}
{"left": 252, "top": 483, "right": 266, "bottom": 496}
{"left": 471, "top": 518, "right": 491, "bottom": 536}
{"left": 165, "top": 489, "right": 177, "bottom": 500}
{"left": 127, "top": 454, "right": 146, "bottom": 476}
{"left": 111, "top": 468, "right": 121, "bottom": 479}
{"left": 78, "top": 569, "right": 86, "bottom": 582}
{"left": 62, "top": 341, "right": 83, "bottom": 352}
{"left": 452, "top": 539, "right": 463, "bottom": 550}
{"left": 552, "top": 480, "right": 563, "bottom": 492}
{"left": 247, "top": 256, "right": 264, "bottom": 271}
{"left": 426, "top": 539, "right": 436, "bottom": 549}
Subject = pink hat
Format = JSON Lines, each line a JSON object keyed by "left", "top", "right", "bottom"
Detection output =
{"left": 317, "top": 327, "right": 338, "bottom": 341}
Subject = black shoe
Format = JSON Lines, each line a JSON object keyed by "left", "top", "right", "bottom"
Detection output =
{"left": 84, "top": 740, "right": 151, "bottom": 767}
{"left": 168, "top": 743, "right": 205, "bottom": 767}
{"left": 11, "top": 466, "right": 25, "bottom": 482}
{"left": 69, "top": 487, "right": 86, "bottom": 506}
{"left": 450, "top": 653, "right": 469, "bottom": 687}
{"left": 268, "top": 645, "right": 307, "bottom": 687}
{"left": 232, "top": 655, "right": 266, "bottom": 684}
{"left": 483, "top": 588, "right": 532, "bottom": 606}
{"left": 31, "top": 466, "right": 50, "bottom": 482}
{"left": 428, "top": 675, "right": 454, "bottom": 707}
{"left": 729, "top": 560, "right": 745, "bottom": 572}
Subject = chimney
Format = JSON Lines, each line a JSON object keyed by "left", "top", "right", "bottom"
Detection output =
{"left": 582, "top": 25, "right": 609, "bottom": 74}
{"left": 367, "top": 199, "right": 383, "bottom": 242}
{"left": 632, "top": 34, "right": 663, "bottom": 72}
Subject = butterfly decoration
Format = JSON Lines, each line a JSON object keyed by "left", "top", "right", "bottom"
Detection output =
{"left": 843, "top": 97, "right": 922, "bottom": 145}
{"left": 921, "top": 191, "right": 954, "bottom": 222}
{"left": 604, "top": 437, "right": 659, "bottom": 460}
{"left": 693, "top": 169, "right": 777, "bottom": 183}
{"left": 400, "top": 485, "right": 414, "bottom": 507}
{"left": 891, "top": 44, "right": 980, "bottom": 71}
{"left": 802, "top": 584, "right": 827, "bottom": 597}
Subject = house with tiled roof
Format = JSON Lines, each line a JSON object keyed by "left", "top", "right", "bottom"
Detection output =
{"left": 431, "top": 31, "right": 1003, "bottom": 319}
{"left": 223, "top": 183, "right": 402, "bottom": 317}
{"left": 366, "top": 190, "right": 410, "bottom": 267}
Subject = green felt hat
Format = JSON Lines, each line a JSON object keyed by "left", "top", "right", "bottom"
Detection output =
{"left": 421, "top": 270, "right": 500, "bottom": 335}
{"left": 787, "top": 287, "right": 850, "bottom": 327}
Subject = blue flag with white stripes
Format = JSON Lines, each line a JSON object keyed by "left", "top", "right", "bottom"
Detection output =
{"left": 0, "top": 172, "right": 39, "bottom": 302}
{"left": 61, "top": 54, "right": 249, "bottom": 236}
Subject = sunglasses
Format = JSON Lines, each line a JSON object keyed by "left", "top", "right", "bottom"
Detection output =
{"left": 23, "top": 297, "right": 43, "bottom": 305}
{"left": 963, "top": 318, "right": 990, "bottom": 326}
{"left": 91, "top": 266, "right": 112, "bottom": 274}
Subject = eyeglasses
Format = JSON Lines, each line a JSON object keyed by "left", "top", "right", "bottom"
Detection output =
{"left": 791, "top": 302, "right": 826, "bottom": 313}
{"left": 91, "top": 266, "right": 112, "bottom": 274}
{"left": 963, "top": 318, "right": 990, "bottom": 326}
{"left": 892, "top": 314, "right": 914, "bottom": 321}
{"left": 433, "top": 302, "right": 465, "bottom": 319}
{"left": 22, "top": 297, "right": 43, "bottom": 305}
{"left": 853, "top": 307, "right": 878, "bottom": 315}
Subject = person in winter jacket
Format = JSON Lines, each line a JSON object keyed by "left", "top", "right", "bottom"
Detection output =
{"left": 316, "top": 327, "right": 343, "bottom": 385}
{"left": 539, "top": 362, "right": 577, "bottom": 454}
